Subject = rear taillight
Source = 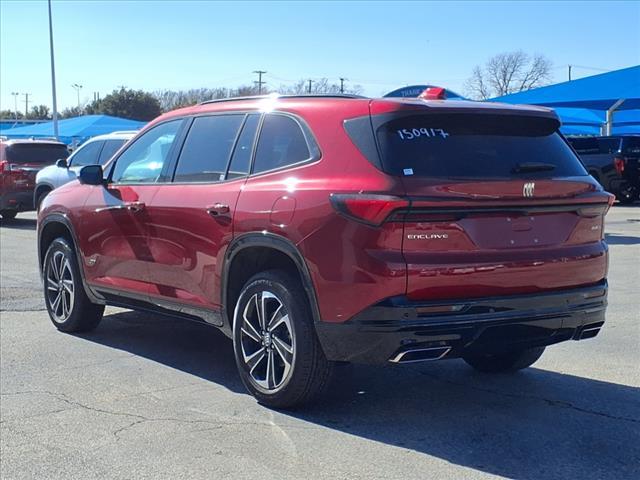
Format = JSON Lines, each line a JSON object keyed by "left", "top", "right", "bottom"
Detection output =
{"left": 613, "top": 157, "right": 626, "bottom": 175}
{"left": 0, "top": 161, "right": 10, "bottom": 174}
{"left": 330, "top": 194, "right": 409, "bottom": 226}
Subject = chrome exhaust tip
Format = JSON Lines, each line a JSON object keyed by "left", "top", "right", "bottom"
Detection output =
{"left": 389, "top": 346, "right": 451, "bottom": 364}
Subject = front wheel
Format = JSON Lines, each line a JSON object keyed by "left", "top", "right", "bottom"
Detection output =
{"left": 43, "top": 237, "right": 104, "bottom": 332}
{"left": 232, "top": 270, "right": 333, "bottom": 409}
{"left": 463, "top": 346, "right": 545, "bottom": 373}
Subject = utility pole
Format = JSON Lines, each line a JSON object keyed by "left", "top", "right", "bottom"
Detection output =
{"left": 253, "top": 70, "right": 266, "bottom": 94}
{"left": 72, "top": 83, "right": 83, "bottom": 109}
{"left": 11, "top": 92, "right": 19, "bottom": 119}
{"left": 568, "top": 65, "right": 572, "bottom": 81}
{"left": 48, "top": 0, "right": 59, "bottom": 139}
{"left": 339, "top": 77, "right": 347, "bottom": 94}
{"left": 23, "top": 93, "right": 31, "bottom": 117}
{"left": 307, "top": 79, "right": 314, "bottom": 94}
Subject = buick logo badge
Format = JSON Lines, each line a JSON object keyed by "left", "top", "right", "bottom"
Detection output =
{"left": 523, "top": 182, "right": 535, "bottom": 198}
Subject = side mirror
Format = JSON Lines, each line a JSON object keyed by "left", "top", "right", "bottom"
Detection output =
{"left": 78, "top": 165, "right": 104, "bottom": 186}
{"left": 56, "top": 158, "right": 68, "bottom": 168}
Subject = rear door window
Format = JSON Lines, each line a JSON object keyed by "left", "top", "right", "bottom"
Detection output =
{"left": 5, "top": 143, "right": 69, "bottom": 164}
{"left": 98, "top": 139, "right": 127, "bottom": 165}
{"left": 253, "top": 114, "right": 312, "bottom": 174}
{"left": 227, "top": 114, "right": 260, "bottom": 180}
{"left": 374, "top": 113, "right": 587, "bottom": 178}
{"left": 69, "top": 140, "right": 104, "bottom": 167}
{"left": 174, "top": 114, "right": 244, "bottom": 182}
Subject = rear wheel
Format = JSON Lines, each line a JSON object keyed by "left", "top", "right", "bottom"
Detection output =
{"left": 617, "top": 185, "right": 639, "bottom": 205}
{"left": 463, "top": 346, "right": 545, "bottom": 373}
{"left": 0, "top": 210, "right": 17, "bottom": 220}
{"left": 232, "top": 270, "right": 333, "bottom": 409}
{"left": 43, "top": 237, "right": 104, "bottom": 332}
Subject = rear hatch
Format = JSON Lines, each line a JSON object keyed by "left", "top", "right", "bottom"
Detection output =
{"left": 362, "top": 101, "right": 612, "bottom": 301}
{"left": 1, "top": 142, "right": 69, "bottom": 197}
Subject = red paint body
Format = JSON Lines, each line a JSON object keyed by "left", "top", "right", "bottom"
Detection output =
{"left": 38, "top": 96, "right": 612, "bottom": 329}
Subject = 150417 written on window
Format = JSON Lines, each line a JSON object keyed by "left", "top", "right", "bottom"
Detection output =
{"left": 396, "top": 128, "right": 450, "bottom": 140}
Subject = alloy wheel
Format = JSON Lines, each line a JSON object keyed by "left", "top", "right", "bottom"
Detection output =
{"left": 239, "top": 291, "right": 295, "bottom": 391}
{"left": 46, "top": 250, "right": 75, "bottom": 323}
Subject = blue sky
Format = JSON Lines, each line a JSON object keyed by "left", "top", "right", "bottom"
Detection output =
{"left": 1, "top": 0, "right": 639, "bottom": 112}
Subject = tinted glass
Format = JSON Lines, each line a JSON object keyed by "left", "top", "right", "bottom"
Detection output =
{"left": 568, "top": 137, "right": 599, "bottom": 154}
{"left": 227, "top": 114, "right": 260, "bottom": 179}
{"left": 253, "top": 114, "right": 310, "bottom": 174}
{"left": 112, "top": 120, "right": 182, "bottom": 183}
{"left": 174, "top": 115, "right": 244, "bottom": 182}
{"left": 5, "top": 143, "right": 69, "bottom": 164}
{"left": 597, "top": 138, "right": 621, "bottom": 154}
{"left": 622, "top": 137, "right": 640, "bottom": 155}
{"left": 98, "top": 139, "right": 127, "bottom": 165}
{"left": 69, "top": 140, "right": 103, "bottom": 167}
{"left": 375, "top": 114, "right": 587, "bottom": 178}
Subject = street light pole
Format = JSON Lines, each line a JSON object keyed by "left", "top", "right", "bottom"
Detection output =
{"left": 48, "top": 0, "right": 59, "bottom": 139}
{"left": 11, "top": 92, "right": 19, "bottom": 119}
{"left": 72, "top": 84, "right": 83, "bottom": 109}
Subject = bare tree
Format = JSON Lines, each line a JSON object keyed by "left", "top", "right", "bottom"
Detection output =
{"left": 464, "top": 51, "right": 552, "bottom": 100}
{"left": 276, "top": 78, "right": 363, "bottom": 95}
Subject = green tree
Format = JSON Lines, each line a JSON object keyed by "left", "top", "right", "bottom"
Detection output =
{"left": 26, "top": 105, "right": 51, "bottom": 120}
{"left": 60, "top": 106, "right": 85, "bottom": 119}
{"left": 86, "top": 87, "right": 161, "bottom": 121}
{"left": 0, "top": 109, "right": 23, "bottom": 120}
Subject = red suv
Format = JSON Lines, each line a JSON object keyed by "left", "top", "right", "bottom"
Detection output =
{"left": 38, "top": 93, "right": 612, "bottom": 408}
{"left": 1, "top": 139, "right": 69, "bottom": 219}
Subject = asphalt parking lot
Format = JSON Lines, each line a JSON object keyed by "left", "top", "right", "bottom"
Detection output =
{"left": 1, "top": 207, "right": 638, "bottom": 480}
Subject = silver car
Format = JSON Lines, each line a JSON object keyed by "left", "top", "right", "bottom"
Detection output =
{"left": 34, "top": 131, "right": 136, "bottom": 208}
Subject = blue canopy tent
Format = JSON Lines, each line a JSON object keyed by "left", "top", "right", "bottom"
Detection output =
{"left": 492, "top": 66, "right": 640, "bottom": 135}
{"left": 0, "top": 115, "right": 146, "bottom": 145}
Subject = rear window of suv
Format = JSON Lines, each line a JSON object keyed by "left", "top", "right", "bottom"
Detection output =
{"left": 374, "top": 113, "right": 587, "bottom": 178}
{"left": 5, "top": 143, "right": 69, "bottom": 164}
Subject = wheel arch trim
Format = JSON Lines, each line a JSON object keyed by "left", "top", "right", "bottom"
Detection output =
{"left": 221, "top": 232, "right": 321, "bottom": 333}
{"left": 38, "top": 213, "right": 104, "bottom": 304}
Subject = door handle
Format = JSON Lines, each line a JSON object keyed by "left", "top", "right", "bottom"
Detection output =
{"left": 206, "top": 203, "right": 230, "bottom": 216}
{"left": 125, "top": 201, "right": 146, "bottom": 213}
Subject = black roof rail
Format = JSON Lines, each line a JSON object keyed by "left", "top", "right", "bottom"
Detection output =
{"left": 198, "top": 93, "right": 367, "bottom": 106}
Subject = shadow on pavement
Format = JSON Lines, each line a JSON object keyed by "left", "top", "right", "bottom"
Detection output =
{"left": 81, "top": 309, "right": 639, "bottom": 480}
{"left": 0, "top": 217, "right": 37, "bottom": 230}
{"left": 605, "top": 233, "right": 640, "bottom": 245}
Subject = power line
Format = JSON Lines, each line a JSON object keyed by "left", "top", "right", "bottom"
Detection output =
{"left": 253, "top": 70, "right": 267, "bottom": 94}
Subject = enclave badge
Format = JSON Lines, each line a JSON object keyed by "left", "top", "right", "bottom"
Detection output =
{"left": 523, "top": 182, "right": 535, "bottom": 198}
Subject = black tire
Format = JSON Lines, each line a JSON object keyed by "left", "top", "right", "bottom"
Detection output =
{"left": 616, "top": 186, "right": 639, "bottom": 205}
{"left": 463, "top": 346, "right": 545, "bottom": 373}
{"left": 232, "top": 270, "right": 333, "bottom": 409}
{"left": 43, "top": 237, "right": 104, "bottom": 332}
{"left": 36, "top": 188, "right": 50, "bottom": 210}
{"left": 0, "top": 210, "right": 17, "bottom": 220}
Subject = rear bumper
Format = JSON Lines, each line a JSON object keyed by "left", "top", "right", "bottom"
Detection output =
{"left": 0, "top": 191, "right": 35, "bottom": 212}
{"left": 315, "top": 281, "right": 608, "bottom": 364}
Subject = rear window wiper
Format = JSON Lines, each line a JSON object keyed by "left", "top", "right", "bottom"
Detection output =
{"left": 511, "top": 162, "right": 556, "bottom": 173}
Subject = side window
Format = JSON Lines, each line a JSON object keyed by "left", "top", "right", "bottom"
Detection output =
{"left": 253, "top": 114, "right": 311, "bottom": 174}
{"left": 98, "top": 139, "right": 126, "bottom": 165}
{"left": 174, "top": 115, "right": 244, "bottom": 182}
{"left": 111, "top": 120, "right": 182, "bottom": 184}
{"left": 69, "top": 140, "right": 104, "bottom": 167}
{"left": 598, "top": 138, "right": 621, "bottom": 154}
{"left": 227, "top": 114, "right": 260, "bottom": 180}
